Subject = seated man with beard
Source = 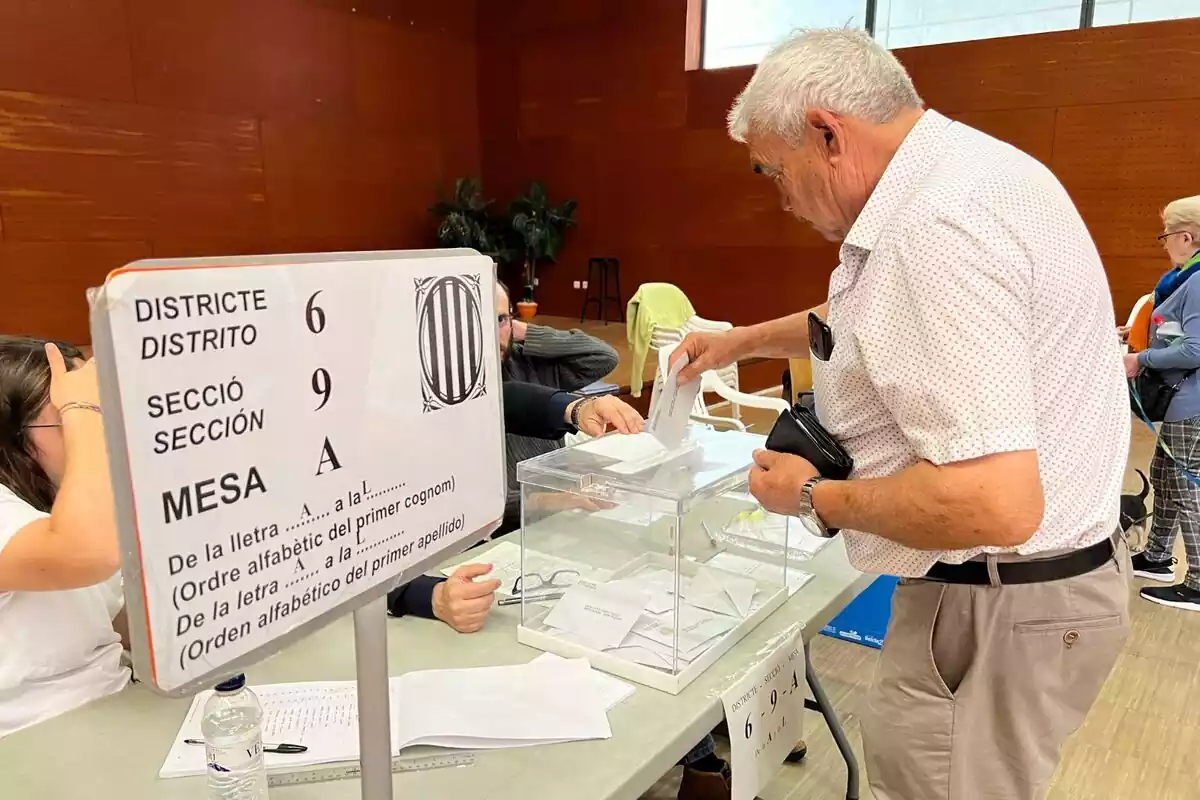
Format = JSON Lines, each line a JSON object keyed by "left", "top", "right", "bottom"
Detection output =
{"left": 496, "top": 281, "right": 619, "bottom": 535}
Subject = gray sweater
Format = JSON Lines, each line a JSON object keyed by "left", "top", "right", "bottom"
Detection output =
{"left": 1139, "top": 272, "right": 1200, "bottom": 422}
{"left": 501, "top": 325, "right": 619, "bottom": 515}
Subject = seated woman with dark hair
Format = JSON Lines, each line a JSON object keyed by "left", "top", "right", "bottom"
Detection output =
{"left": 0, "top": 336, "right": 130, "bottom": 737}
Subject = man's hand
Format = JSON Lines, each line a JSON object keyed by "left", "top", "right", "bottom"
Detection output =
{"left": 1123, "top": 352, "right": 1141, "bottom": 378}
{"left": 669, "top": 329, "right": 754, "bottom": 385}
{"left": 748, "top": 449, "right": 819, "bottom": 517}
{"left": 512, "top": 320, "right": 529, "bottom": 342}
{"left": 567, "top": 395, "right": 645, "bottom": 436}
{"left": 431, "top": 563, "right": 501, "bottom": 633}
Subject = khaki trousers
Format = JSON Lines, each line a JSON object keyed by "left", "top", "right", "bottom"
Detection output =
{"left": 862, "top": 538, "right": 1131, "bottom": 800}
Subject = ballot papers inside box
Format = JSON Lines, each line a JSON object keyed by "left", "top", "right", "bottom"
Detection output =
{"left": 514, "top": 425, "right": 803, "bottom": 694}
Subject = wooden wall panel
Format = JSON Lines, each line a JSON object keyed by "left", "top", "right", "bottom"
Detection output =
{"left": 0, "top": 1, "right": 479, "bottom": 342}
{"left": 947, "top": 108, "right": 1058, "bottom": 165}
{"left": 0, "top": 91, "right": 265, "bottom": 242}
{"left": 481, "top": 6, "right": 1200, "bottom": 324}
{"left": 0, "top": 0, "right": 134, "bottom": 101}
{"left": 126, "top": 0, "right": 353, "bottom": 118}
{"left": 1053, "top": 100, "right": 1200, "bottom": 265}
{"left": 0, "top": 242, "right": 152, "bottom": 343}
{"left": 898, "top": 21, "right": 1200, "bottom": 113}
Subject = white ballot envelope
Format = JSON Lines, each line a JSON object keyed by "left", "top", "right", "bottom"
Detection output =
{"left": 543, "top": 583, "right": 651, "bottom": 650}
{"left": 647, "top": 343, "right": 703, "bottom": 449}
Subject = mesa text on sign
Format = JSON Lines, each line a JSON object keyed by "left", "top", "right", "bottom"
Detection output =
{"left": 93, "top": 255, "right": 505, "bottom": 692}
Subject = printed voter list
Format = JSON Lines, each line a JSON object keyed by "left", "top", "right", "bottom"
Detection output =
{"left": 93, "top": 254, "right": 505, "bottom": 692}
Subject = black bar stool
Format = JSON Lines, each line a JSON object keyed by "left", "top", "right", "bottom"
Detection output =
{"left": 579, "top": 257, "right": 624, "bottom": 324}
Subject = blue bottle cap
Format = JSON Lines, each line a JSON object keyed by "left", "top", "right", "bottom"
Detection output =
{"left": 214, "top": 674, "right": 246, "bottom": 693}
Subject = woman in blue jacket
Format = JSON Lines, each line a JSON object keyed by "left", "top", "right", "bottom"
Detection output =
{"left": 1126, "top": 195, "right": 1200, "bottom": 612}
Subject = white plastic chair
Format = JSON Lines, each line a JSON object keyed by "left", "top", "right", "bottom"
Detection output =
{"left": 650, "top": 316, "right": 788, "bottom": 432}
{"left": 691, "top": 370, "right": 789, "bottom": 432}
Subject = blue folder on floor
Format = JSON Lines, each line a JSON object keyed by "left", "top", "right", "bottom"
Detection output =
{"left": 821, "top": 575, "right": 900, "bottom": 649}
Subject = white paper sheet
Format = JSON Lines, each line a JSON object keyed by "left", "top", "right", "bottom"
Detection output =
{"left": 542, "top": 583, "right": 650, "bottom": 650}
{"left": 608, "top": 568, "right": 679, "bottom": 614}
{"left": 530, "top": 653, "right": 635, "bottom": 711}
{"left": 162, "top": 662, "right": 615, "bottom": 778}
{"left": 686, "top": 566, "right": 757, "bottom": 618}
{"left": 576, "top": 432, "right": 667, "bottom": 461}
{"left": 159, "top": 682, "right": 365, "bottom": 778}
{"left": 705, "top": 552, "right": 815, "bottom": 596}
{"left": 647, "top": 344, "right": 703, "bottom": 449}
{"left": 391, "top": 658, "right": 611, "bottom": 749}
{"left": 631, "top": 605, "right": 738, "bottom": 654}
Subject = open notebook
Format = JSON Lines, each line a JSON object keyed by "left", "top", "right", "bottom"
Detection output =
{"left": 160, "top": 656, "right": 629, "bottom": 778}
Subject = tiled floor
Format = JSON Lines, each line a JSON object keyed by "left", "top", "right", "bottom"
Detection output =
{"left": 644, "top": 421, "right": 1200, "bottom": 799}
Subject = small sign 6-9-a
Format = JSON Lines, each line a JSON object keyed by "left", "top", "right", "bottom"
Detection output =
{"left": 721, "top": 632, "right": 806, "bottom": 800}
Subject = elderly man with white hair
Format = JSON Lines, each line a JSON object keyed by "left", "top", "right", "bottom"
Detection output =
{"left": 673, "top": 29, "right": 1131, "bottom": 800}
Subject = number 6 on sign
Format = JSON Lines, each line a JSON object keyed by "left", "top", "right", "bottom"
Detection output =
{"left": 305, "top": 291, "right": 327, "bottom": 334}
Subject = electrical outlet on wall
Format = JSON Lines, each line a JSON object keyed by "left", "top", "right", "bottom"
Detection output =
{"left": 534, "top": 277, "right": 539, "bottom": 286}
{"left": 582, "top": 280, "right": 589, "bottom": 289}
{"left": 573, "top": 280, "right": 581, "bottom": 289}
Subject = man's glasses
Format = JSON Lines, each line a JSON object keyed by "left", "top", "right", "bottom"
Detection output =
{"left": 23, "top": 423, "right": 62, "bottom": 430}
{"left": 511, "top": 569, "right": 579, "bottom": 597}
{"left": 497, "top": 569, "right": 581, "bottom": 606}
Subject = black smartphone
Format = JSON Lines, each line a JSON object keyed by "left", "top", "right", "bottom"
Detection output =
{"left": 808, "top": 312, "right": 834, "bottom": 361}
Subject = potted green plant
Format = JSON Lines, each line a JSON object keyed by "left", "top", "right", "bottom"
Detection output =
{"left": 429, "top": 177, "right": 518, "bottom": 267}
{"left": 508, "top": 181, "right": 577, "bottom": 319}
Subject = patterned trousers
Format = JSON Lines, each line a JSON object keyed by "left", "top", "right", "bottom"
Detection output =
{"left": 1147, "top": 416, "right": 1200, "bottom": 591}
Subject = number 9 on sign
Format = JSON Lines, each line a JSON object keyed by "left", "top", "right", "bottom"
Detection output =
{"left": 312, "top": 368, "right": 331, "bottom": 410}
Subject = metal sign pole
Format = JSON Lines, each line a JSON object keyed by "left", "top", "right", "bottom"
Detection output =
{"left": 354, "top": 596, "right": 394, "bottom": 800}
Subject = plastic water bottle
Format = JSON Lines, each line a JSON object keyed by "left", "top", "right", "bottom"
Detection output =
{"left": 202, "top": 674, "right": 269, "bottom": 799}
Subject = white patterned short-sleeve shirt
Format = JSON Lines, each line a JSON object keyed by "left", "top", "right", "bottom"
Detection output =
{"left": 813, "top": 110, "right": 1129, "bottom": 577}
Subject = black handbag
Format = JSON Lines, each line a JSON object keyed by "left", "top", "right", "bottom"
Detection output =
{"left": 765, "top": 401, "right": 853, "bottom": 480}
{"left": 1130, "top": 369, "right": 1196, "bottom": 423}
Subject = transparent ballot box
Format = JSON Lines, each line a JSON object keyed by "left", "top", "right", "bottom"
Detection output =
{"left": 514, "top": 427, "right": 808, "bottom": 694}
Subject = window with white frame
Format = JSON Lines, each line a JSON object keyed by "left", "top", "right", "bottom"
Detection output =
{"left": 873, "top": 0, "right": 1082, "bottom": 49}
{"left": 702, "top": 0, "right": 867, "bottom": 69}
{"left": 694, "top": 0, "right": 1198, "bottom": 69}
{"left": 1093, "top": 0, "right": 1200, "bottom": 26}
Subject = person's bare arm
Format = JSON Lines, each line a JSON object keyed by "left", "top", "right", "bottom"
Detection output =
{"left": 0, "top": 352, "right": 120, "bottom": 592}
{"left": 674, "top": 303, "right": 828, "bottom": 383}
{"left": 814, "top": 451, "right": 1043, "bottom": 550}
{"left": 739, "top": 303, "right": 828, "bottom": 360}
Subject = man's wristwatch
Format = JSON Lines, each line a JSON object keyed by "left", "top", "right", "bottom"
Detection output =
{"left": 798, "top": 477, "right": 836, "bottom": 538}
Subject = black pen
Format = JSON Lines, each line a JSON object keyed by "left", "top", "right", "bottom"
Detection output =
{"left": 184, "top": 738, "right": 308, "bottom": 755}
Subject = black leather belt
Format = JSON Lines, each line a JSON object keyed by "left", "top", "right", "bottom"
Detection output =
{"left": 923, "top": 536, "right": 1115, "bottom": 585}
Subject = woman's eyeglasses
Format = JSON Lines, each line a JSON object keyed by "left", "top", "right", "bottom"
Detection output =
{"left": 1158, "top": 231, "right": 1189, "bottom": 242}
{"left": 23, "top": 423, "right": 62, "bottom": 430}
{"left": 498, "top": 311, "right": 513, "bottom": 327}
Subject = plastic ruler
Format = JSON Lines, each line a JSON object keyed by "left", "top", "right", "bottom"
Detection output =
{"left": 267, "top": 752, "right": 476, "bottom": 787}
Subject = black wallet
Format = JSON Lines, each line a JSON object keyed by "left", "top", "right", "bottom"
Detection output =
{"left": 765, "top": 402, "right": 853, "bottom": 481}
